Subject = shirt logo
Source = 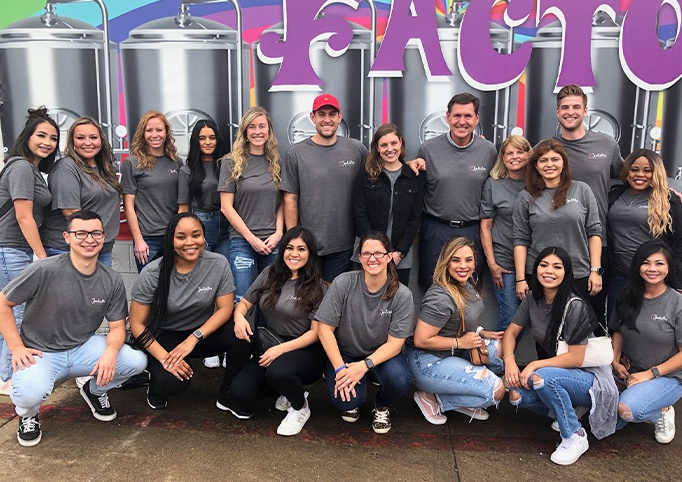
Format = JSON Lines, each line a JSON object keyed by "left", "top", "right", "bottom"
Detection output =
{"left": 470, "top": 166, "right": 487, "bottom": 173}
{"left": 197, "top": 286, "right": 213, "bottom": 293}
{"left": 566, "top": 198, "right": 580, "bottom": 204}
{"left": 380, "top": 309, "right": 392, "bottom": 316}
{"left": 169, "top": 169, "right": 178, "bottom": 174}
{"left": 589, "top": 152, "right": 607, "bottom": 160}
{"left": 287, "top": 295, "right": 298, "bottom": 302}
{"left": 652, "top": 314, "right": 668, "bottom": 322}
{"left": 339, "top": 160, "right": 356, "bottom": 168}
{"left": 91, "top": 298, "right": 106, "bottom": 305}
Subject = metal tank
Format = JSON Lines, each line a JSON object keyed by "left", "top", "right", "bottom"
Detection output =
{"left": 252, "top": 1, "right": 379, "bottom": 156}
{"left": 120, "top": 0, "right": 248, "bottom": 156}
{"left": 387, "top": 6, "right": 513, "bottom": 159}
{"left": 524, "top": 13, "right": 652, "bottom": 155}
{"left": 659, "top": 37, "right": 682, "bottom": 175}
{"left": 0, "top": 0, "right": 117, "bottom": 151}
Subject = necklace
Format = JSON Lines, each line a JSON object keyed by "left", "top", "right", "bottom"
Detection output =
{"left": 623, "top": 191, "right": 646, "bottom": 207}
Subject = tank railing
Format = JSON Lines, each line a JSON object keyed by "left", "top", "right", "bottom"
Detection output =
{"left": 176, "top": 3, "right": 193, "bottom": 28}
{"left": 499, "top": 0, "right": 513, "bottom": 144}
{"left": 180, "top": 0, "right": 244, "bottom": 140}
{"left": 45, "top": 0, "right": 114, "bottom": 145}
{"left": 357, "top": 0, "right": 377, "bottom": 146}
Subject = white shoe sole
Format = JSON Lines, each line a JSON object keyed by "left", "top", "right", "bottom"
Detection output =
{"left": 80, "top": 387, "right": 117, "bottom": 422}
{"left": 453, "top": 407, "right": 489, "bottom": 421}
{"left": 17, "top": 431, "right": 41, "bottom": 447}
{"left": 277, "top": 410, "right": 311, "bottom": 436}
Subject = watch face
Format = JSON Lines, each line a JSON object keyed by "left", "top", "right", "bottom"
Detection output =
{"left": 364, "top": 358, "right": 374, "bottom": 369}
{"left": 193, "top": 329, "right": 203, "bottom": 340}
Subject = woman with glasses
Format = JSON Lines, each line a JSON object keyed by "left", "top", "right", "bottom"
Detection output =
{"left": 317, "top": 232, "right": 414, "bottom": 434}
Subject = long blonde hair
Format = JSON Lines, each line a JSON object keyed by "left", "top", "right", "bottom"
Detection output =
{"left": 432, "top": 237, "right": 476, "bottom": 320}
{"left": 490, "top": 135, "right": 532, "bottom": 180}
{"left": 130, "top": 111, "right": 178, "bottom": 169}
{"left": 620, "top": 149, "right": 671, "bottom": 238}
{"left": 224, "top": 107, "right": 280, "bottom": 188}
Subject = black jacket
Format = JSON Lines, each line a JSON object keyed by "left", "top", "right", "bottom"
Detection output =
{"left": 353, "top": 163, "right": 424, "bottom": 256}
{"left": 608, "top": 184, "right": 682, "bottom": 288}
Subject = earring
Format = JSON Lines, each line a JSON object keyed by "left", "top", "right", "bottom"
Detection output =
{"left": 470, "top": 272, "right": 479, "bottom": 286}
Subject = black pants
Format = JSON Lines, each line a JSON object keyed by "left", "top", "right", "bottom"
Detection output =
{"left": 146, "top": 321, "right": 253, "bottom": 398}
{"left": 230, "top": 342, "right": 327, "bottom": 411}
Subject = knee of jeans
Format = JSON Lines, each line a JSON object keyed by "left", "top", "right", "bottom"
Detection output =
{"left": 11, "top": 378, "right": 51, "bottom": 409}
{"left": 508, "top": 389, "right": 521, "bottom": 405}
{"left": 532, "top": 374, "right": 544, "bottom": 389}
{"left": 232, "top": 256, "right": 255, "bottom": 270}
{"left": 618, "top": 402, "right": 633, "bottom": 422}
{"left": 493, "top": 379, "right": 505, "bottom": 403}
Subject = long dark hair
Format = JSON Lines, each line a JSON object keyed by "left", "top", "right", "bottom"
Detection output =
{"left": 134, "top": 212, "right": 205, "bottom": 349}
{"left": 254, "top": 226, "right": 325, "bottom": 313}
{"left": 615, "top": 239, "right": 675, "bottom": 331}
{"left": 6, "top": 106, "right": 60, "bottom": 173}
{"left": 525, "top": 138, "right": 572, "bottom": 209}
{"left": 186, "top": 119, "right": 227, "bottom": 204}
{"left": 531, "top": 246, "right": 595, "bottom": 349}
{"left": 359, "top": 231, "right": 399, "bottom": 300}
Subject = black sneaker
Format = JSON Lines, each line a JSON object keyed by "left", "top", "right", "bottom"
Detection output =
{"left": 146, "top": 386, "right": 168, "bottom": 410}
{"left": 17, "top": 414, "right": 42, "bottom": 447}
{"left": 80, "top": 381, "right": 117, "bottom": 421}
{"left": 216, "top": 393, "right": 254, "bottom": 420}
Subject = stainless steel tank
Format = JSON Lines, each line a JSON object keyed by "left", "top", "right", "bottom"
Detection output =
{"left": 387, "top": 10, "right": 512, "bottom": 159}
{"left": 659, "top": 38, "right": 682, "bottom": 175}
{"left": 252, "top": 1, "right": 379, "bottom": 156}
{"left": 523, "top": 15, "right": 647, "bottom": 155}
{"left": 120, "top": 0, "right": 248, "bottom": 156}
{"left": 0, "top": 1, "right": 117, "bottom": 151}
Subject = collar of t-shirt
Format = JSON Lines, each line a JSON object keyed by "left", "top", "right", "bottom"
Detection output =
{"left": 446, "top": 132, "right": 475, "bottom": 149}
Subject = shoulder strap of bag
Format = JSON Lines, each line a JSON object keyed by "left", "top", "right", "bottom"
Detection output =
{"left": 0, "top": 157, "right": 28, "bottom": 220}
{"left": 556, "top": 296, "right": 581, "bottom": 346}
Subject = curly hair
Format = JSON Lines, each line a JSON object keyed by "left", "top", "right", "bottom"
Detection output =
{"left": 432, "top": 237, "right": 476, "bottom": 320}
{"left": 130, "top": 111, "right": 178, "bottom": 169}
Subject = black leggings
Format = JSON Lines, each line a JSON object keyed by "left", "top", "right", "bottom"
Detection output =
{"left": 146, "top": 321, "right": 253, "bottom": 398}
{"left": 230, "top": 342, "right": 327, "bottom": 411}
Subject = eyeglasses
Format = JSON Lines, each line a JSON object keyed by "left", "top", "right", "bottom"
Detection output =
{"left": 68, "top": 230, "right": 105, "bottom": 240}
{"left": 358, "top": 251, "right": 389, "bottom": 260}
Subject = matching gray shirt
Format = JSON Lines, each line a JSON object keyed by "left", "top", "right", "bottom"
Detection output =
{"left": 417, "top": 134, "right": 497, "bottom": 221}
{"left": 40, "top": 157, "right": 120, "bottom": 252}
{"left": 513, "top": 181, "right": 602, "bottom": 278}
{"left": 178, "top": 162, "right": 221, "bottom": 212}
{"left": 480, "top": 177, "right": 526, "bottom": 271}
{"left": 2, "top": 254, "right": 128, "bottom": 352}
{"left": 280, "top": 137, "right": 368, "bottom": 256}
{"left": 132, "top": 250, "right": 235, "bottom": 332}
{"left": 315, "top": 271, "right": 414, "bottom": 358}
{"left": 606, "top": 190, "right": 652, "bottom": 275}
{"left": 609, "top": 287, "right": 682, "bottom": 384}
{"left": 219, "top": 155, "right": 280, "bottom": 240}
{"left": 121, "top": 155, "right": 182, "bottom": 237}
{"left": 0, "top": 159, "right": 51, "bottom": 249}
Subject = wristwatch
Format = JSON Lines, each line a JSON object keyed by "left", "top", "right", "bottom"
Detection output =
{"left": 364, "top": 358, "right": 375, "bottom": 370}
{"left": 192, "top": 329, "right": 204, "bottom": 341}
{"left": 590, "top": 266, "right": 604, "bottom": 276}
{"left": 651, "top": 366, "right": 661, "bottom": 378}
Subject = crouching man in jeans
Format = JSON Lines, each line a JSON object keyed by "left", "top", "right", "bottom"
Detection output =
{"left": 0, "top": 210, "right": 147, "bottom": 446}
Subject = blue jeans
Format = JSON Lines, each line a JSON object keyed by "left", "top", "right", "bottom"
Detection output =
{"left": 319, "top": 249, "right": 353, "bottom": 283}
{"left": 10, "top": 335, "right": 147, "bottom": 417}
{"left": 194, "top": 210, "right": 230, "bottom": 259}
{"left": 509, "top": 366, "right": 594, "bottom": 439}
{"left": 494, "top": 271, "right": 521, "bottom": 331}
{"left": 229, "top": 237, "right": 278, "bottom": 304}
{"left": 617, "top": 376, "right": 682, "bottom": 429}
{"left": 46, "top": 247, "right": 112, "bottom": 267}
{"left": 607, "top": 274, "right": 627, "bottom": 322}
{"left": 135, "top": 235, "right": 164, "bottom": 273}
{"left": 0, "top": 247, "right": 33, "bottom": 382}
{"left": 406, "top": 343, "right": 503, "bottom": 412}
{"left": 324, "top": 353, "right": 412, "bottom": 410}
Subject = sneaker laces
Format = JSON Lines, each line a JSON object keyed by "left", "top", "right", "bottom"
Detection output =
{"left": 96, "top": 393, "right": 111, "bottom": 409}
{"left": 373, "top": 408, "right": 390, "bottom": 424}
{"left": 656, "top": 412, "right": 670, "bottom": 433}
{"left": 20, "top": 416, "right": 38, "bottom": 432}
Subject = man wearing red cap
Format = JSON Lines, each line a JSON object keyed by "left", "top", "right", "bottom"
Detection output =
{"left": 281, "top": 94, "right": 368, "bottom": 282}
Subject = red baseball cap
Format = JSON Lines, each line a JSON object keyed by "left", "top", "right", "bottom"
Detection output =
{"left": 312, "top": 94, "right": 341, "bottom": 112}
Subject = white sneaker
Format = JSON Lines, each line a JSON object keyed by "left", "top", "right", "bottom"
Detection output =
{"left": 655, "top": 406, "right": 675, "bottom": 444}
{"left": 277, "top": 403, "right": 311, "bottom": 436}
{"left": 203, "top": 356, "right": 221, "bottom": 369}
{"left": 453, "top": 407, "right": 489, "bottom": 421}
{"left": 75, "top": 376, "right": 92, "bottom": 390}
{"left": 275, "top": 391, "right": 307, "bottom": 412}
{"left": 550, "top": 429, "right": 589, "bottom": 465}
{"left": 0, "top": 379, "right": 11, "bottom": 396}
{"left": 551, "top": 405, "right": 590, "bottom": 432}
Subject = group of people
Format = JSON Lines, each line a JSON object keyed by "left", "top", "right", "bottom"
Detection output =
{"left": 0, "top": 86, "right": 679, "bottom": 467}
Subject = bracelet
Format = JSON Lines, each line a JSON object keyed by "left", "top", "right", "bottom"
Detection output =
{"left": 334, "top": 364, "right": 347, "bottom": 374}
{"left": 451, "top": 337, "right": 455, "bottom": 356}
{"left": 516, "top": 279, "right": 526, "bottom": 284}
{"left": 475, "top": 326, "right": 484, "bottom": 336}
{"left": 503, "top": 353, "right": 515, "bottom": 359}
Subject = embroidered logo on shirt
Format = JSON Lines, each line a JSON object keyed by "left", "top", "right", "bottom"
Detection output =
{"left": 380, "top": 309, "right": 393, "bottom": 316}
{"left": 91, "top": 298, "right": 106, "bottom": 305}
{"left": 589, "top": 152, "right": 607, "bottom": 160}
{"left": 652, "top": 314, "right": 668, "bottom": 322}
{"left": 287, "top": 295, "right": 298, "bottom": 302}
{"left": 197, "top": 286, "right": 213, "bottom": 293}
{"left": 339, "top": 160, "right": 356, "bottom": 168}
{"left": 565, "top": 198, "right": 580, "bottom": 204}
{"left": 469, "top": 166, "right": 487, "bottom": 173}
{"left": 169, "top": 169, "right": 178, "bottom": 174}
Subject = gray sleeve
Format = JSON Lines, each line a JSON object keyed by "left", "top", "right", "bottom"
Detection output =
{"left": 314, "top": 277, "right": 347, "bottom": 327}
{"left": 215, "top": 257, "right": 236, "bottom": 296}
{"left": 583, "top": 185, "right": 602, "bottom": 238}
{"left": 105, "top": 276, "right": 129, "bottom": 321}
{"left": 675, "top": 300, "right": 682, "bottom": 348}
{"left": 120, "top": 158, "right": 138, "bottom": 195}
{"left": 244, "top": 268, "right": 269, "bottom": 304}
{"left": 50, "top": 160, "right": 83, "bottom": 210}
{"left": 2, "top": 261, "right": 42, "bottom": 305}
{"left": 218, "top": 158, "right": 235, "bottom": 193}
{"left": 280, "top": 149, "right": 300, "bottom": 194}
{"left": 6, "top": 162, "right": 37, "bottom": 201}
{"left": 388, "top": 288, "right": 415, "bottom": 339}
{"left": 512, "top": 191, "right": 532, "bottom": 246}
{"left": 130, "top": 267, "right": 160, "bottom": 305}
{"left": 480, "top": 178, "right": 494, "bottom": 219}
{"left": 610, "top": 142, "right": 624, "bottom": 179}
{"left": 177, "top": 166, "right": 191, "bottom": 205}
{"left": 419, "top": 286, "right": 456, "bottom": 329}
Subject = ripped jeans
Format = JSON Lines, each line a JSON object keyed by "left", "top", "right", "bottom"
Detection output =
{"left": 508, "top": 366, "right": 593, "bottom": 439}
{"left": 616, "top": 376, "right": 682, "bottom": 430}
{"left": 229, "top": 237, "right": 278, "bottom": 304}
{"left": 406, "top": 341, "right": 504, "bottom": 413}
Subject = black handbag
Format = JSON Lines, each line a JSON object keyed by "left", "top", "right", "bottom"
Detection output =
{"left": 255, "top": 326, "right": 283, "bottom": 357}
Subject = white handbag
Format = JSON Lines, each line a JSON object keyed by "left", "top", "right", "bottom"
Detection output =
{"left": 556, "top": 297, "right": 614, "bottom": 368}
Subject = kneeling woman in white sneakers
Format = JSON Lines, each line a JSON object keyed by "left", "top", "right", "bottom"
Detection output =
{"left": 610, "top": 240, "right": 682, "bottom": 444}
{"left": 228, "top": 227, "right": 327, "bottom": 435}
{"left": 406, "top": 237, "right": 505, "bottom": 426}
{"left": 317, "top": 232, "right": 415, "bottom": 434}
{"left": 502, "top": 246, "right": 617, "bottom": 466}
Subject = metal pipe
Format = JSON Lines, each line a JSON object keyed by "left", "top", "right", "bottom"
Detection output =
{"left": 358, "top": 0, "right": 377, "bottom": 144}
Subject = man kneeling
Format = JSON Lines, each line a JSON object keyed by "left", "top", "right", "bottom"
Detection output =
{"left": 0, "top": 210, "right": 147, "bottom": 447}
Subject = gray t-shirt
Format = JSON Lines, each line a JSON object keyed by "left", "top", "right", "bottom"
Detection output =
{"left": 0, "top": 158, "right": 51, "bottom": 249}
{"left": 121, "top": 155, "right": 182, "bottom": 236}
{"left": 554, "top": 131, "right": 623, "bottom": 245}
{"left": 244, "top": 265, "right": 326, "bottom": 338}
{"left": 2, "top": 254, "right": 128, "bottom": 352}
{"left": 609, "top": 287, "right": 682, "bottom": 383}
{"left": 417, "top": 134, "right": 497, "bottom": 221}
{"left": 606, "top": 190, "right": 652, "bottom": 276}
{"left": 513, "top": 181, "right": 602, "bottom": 278}
{"left": 315, "top": 271, "right": 414, "bottom": 358}
{"left": 178, "top": 162, "right": 220, "bottom": 212}
{"left": 280, "top": 137, "right": 368, "bottom": 255}
{"left": 416, "top": 282, "right": 484, "bottom": 358}
{"left": 512, "top": 292, "right": 590, "bottom": 356}
{"left": 131, "top": 250, "right": 235, "bottom": 332}
{"left": 480, "top": 176, "right": 526, "bottom": 271}
{"left": 40, "top": 157, "right": 120, "bottom": 252}
{"left": 219, "top": 155, "right": 280, "bottom": 240}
